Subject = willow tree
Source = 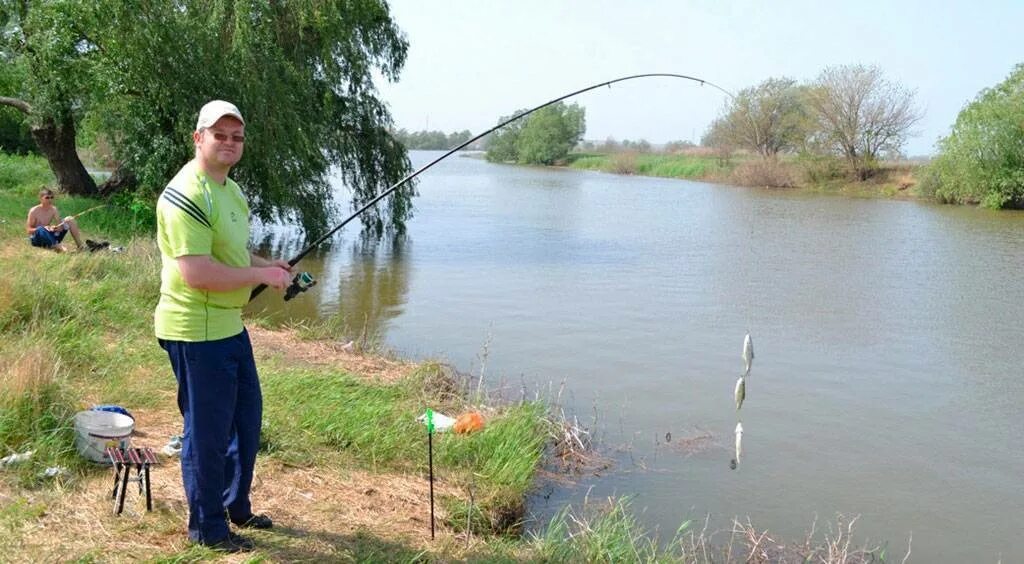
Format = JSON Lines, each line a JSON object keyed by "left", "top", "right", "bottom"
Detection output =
{"left": 0, "top": 1, "right": 414, "bottom": 236}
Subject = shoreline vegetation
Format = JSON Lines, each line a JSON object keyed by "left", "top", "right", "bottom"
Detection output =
{"left": 564, "top": 150, "right": 923, "bottom": 201}
{"left": 0, "top": 152, "right": 907, "bottom": 562}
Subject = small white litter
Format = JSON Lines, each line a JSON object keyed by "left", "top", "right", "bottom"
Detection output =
{"left": 161, "top": 435, "right": 183, "bottom": 457}
{"left": 39, "top": 466, "right": 69, "bottom": 480}
{"left": 0, "top": 450, "right": 33, "bottom": 468}
{"left": 416, "top": 410, "right": 456, "bottom": 432}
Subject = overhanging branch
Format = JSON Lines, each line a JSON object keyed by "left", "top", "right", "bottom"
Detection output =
{"left": 0, "top": 96, "right": 32, "bottom": 115}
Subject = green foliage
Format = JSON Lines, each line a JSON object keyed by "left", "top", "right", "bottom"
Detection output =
{"left": 923, "top": 63, "right": 1024, "bottom": 208}
{"left": 1, "top": 1, "right": 415, "bottom": 236}
{"left": 0, "top": 153, "right": 52, "bottom": 195}
{"left": 486, "top": 103, "right": 586, "bottom": 165}
{"left": 516, "top": 103, "right": 586, "bottom": 165}
{"left": 704, "top": 77, "right": 810, "bottom": 157}
{"left": 394, "top": 129, "right": 474, "bottom": 150}
{"left": 0, "top": 108, "right": 35, "bottom": 155}
{"left": 484, "top": 109, "right": 527, "bottom": 163}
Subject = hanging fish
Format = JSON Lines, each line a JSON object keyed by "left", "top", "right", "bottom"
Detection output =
{"left": 742, "top": 333, "right": 754, "bottom": 376}
{"left": 734, "top": 422, "right": 743, "bottom": 463}
{"left": 734, "top": 376, "right": 746, "bottom": 410}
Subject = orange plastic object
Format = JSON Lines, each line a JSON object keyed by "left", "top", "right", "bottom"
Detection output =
{"left": 453, "top": 412, "right": 485, "bottom": 434}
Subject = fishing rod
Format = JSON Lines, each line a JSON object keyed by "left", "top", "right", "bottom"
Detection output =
{"left": 251, "top": 73, "right": 736, "bottom": 301}
{"left": 69, "top": 204, "right": 108, "bottom": 220}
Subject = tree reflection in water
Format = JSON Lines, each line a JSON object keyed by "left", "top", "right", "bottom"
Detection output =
{"left": 249, "top": 226, "right": 411, "bottom": 341}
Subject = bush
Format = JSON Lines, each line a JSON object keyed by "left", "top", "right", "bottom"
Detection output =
{"left": 795, "top": 153, "right": 848, "bottom": 184}
{"left": 730, "top": 159, "right": 794, "bottom": 187}
{"left": 608, "top": 152, "right": 637, "bottom": 174}
{"left": 0, "top": 154, "right": 53, "bottom": 196}
{"left": 925, "top": 63, "right": 1024, "bottom": 208}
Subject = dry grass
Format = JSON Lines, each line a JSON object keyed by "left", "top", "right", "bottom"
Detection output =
{"left": 248, "top": 326, "right": 413, "bottom": 384}
{"left": 1, "top": 456, "right": 465, "bottom": 562}
{"left": 0, "top": 368, "right": 474, "bottom": 563}
{"left": 0, "top": 346, "right": 61, "bottom": 403}
{"left": 729, "top": 159, "right": 795, "bottom": 188}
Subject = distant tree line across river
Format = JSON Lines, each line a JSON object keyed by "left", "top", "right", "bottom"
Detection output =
{"left": 390, "top": 128, "right": 478, "bottom": 150}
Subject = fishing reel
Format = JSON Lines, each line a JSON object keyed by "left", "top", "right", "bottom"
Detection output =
{"left": 283, "top": 271, "right": 317, "bottom": 301}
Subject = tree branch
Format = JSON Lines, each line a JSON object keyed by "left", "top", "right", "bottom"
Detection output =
{"left": 0, "top": 96, "right": 32, "bottom": 115}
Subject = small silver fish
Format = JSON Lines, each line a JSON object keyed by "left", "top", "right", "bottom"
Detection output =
{"left": 742, "top": 333, "right": 754, "bottom": 376}
{"left": 734, "top": 422, "right": 743, "bottom": 462}
{"left": 734, "top": 376, "right": 746, "bottom": 411}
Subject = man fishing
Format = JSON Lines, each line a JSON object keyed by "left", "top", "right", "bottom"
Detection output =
{"left": 25, "top": 188, "right": 85, "bottom": 251}
{"left": 155, "top": 100, "right": 292, "bottom": 552}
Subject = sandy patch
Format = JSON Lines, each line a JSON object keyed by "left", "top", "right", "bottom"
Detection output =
{"left": 248, "top": 327, "right": 414, "bottom": 384}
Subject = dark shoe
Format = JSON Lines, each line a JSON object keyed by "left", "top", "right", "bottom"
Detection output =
{"left": 231, "top": 513, "right": 273, "bottom": 529}
{"left": 88, "top": 240, "right": 109, "bottom": 253}
{"left": 194, "top": 532, "right": 254, "bottom": 553}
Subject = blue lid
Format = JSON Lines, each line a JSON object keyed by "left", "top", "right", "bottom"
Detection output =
{"left": 91, "top": 405, "right": 134, "bottom": 420}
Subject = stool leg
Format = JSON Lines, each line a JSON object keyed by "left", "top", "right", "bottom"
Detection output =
{"left": 144, "top": 464, "right": 152, "bottom": 511}
{"left": 111, "top": 464, "right": 122, "bottom": 500}
{"left": 116, "top": 462, "right": 130, "bottom": 515}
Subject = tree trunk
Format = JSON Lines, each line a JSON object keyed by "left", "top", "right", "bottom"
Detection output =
{"left": 98, "top": 164, "right": 138, "bottom": 196}
{"left": 30, "top": 114, "right": 98, "bottom": 196}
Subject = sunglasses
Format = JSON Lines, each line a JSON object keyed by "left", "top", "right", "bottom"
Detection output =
{"left": 42, "top": 196, "right": 54, "bottom": 199}
{"left": 209, "top": 131, "right": 246, "bottom": 144}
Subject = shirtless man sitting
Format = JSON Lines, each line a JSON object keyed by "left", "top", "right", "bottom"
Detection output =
{"left": 26, "top": 188, "right": 84, "bottom": 252}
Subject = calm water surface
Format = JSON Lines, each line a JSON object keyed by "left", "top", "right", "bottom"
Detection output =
{"left": 252, "top": 151, "right": 1024, "bottom": 562}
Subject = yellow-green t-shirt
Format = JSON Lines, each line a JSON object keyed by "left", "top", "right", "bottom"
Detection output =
{"left": 154, "top": 160, "right": 251, "bottom": 342}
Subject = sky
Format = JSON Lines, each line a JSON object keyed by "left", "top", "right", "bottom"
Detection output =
{"left": 373, "top": 0, "right": 1023, "bottom": 157}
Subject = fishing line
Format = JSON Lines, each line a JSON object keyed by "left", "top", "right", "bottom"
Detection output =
{"left": 252, "top": 73, "right": 736, "bottom": 301}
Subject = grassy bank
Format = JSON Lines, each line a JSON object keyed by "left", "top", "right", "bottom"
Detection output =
{"left": 0, "top": 154, "right": 898, "bottom": 562}
{"left": 568, "top": 151, "right": 923, "bottom": 200}
{"left": 0, "top": 156, "right": 555, "bottom": 560}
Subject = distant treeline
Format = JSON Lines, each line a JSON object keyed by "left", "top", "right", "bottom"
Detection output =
{"left": 392, "top": 128, "right": 475, "bottom": 150}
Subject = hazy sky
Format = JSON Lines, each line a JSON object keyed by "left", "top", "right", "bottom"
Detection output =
{"left": 374, "top": 0, "right": 1022, "bottom": 156}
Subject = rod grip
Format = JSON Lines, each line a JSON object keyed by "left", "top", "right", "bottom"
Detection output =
{"left": 249, "top": 284, "right": 268, "bottom": 301}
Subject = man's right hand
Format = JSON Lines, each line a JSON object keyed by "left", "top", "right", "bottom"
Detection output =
{"left": 259, "top": 266, "right": 292, "bottom": 290}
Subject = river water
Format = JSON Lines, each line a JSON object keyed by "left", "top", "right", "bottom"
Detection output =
{"left": 251, "top": 151, "right": 1024, "bottom": 562}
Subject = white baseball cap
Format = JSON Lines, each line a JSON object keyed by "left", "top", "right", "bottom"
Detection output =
{"left": 196, "top": 100, "right": 245, "bottom": 130}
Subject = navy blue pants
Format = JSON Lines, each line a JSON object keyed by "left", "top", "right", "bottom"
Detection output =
{"left": 30, "top": 225, "right": 67, "bottom": 247}
{"left": 159, "top": 329, "right": 262, "bottom": 543}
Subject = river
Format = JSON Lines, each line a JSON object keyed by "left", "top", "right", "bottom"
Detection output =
{"left": 251, "top": 150, "right": 1024, "bottom": 562}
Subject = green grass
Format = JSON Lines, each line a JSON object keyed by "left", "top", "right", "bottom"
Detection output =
{"left": 261, "top": 365, "right": 549, "bottom": 531}
{"left": 569, "top": 152, "right": 728, "bottom": 180}
{"left": 0, "top": 153, "right": 53, "bottom": 196}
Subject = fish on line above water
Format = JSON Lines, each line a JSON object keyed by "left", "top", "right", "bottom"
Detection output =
{"left": 742, "top": 333, "right": 754, "bottom": 376}
{"left": 734, "top": 422, "right": 743, "bottom": 463}
{"left": 734, "top": 376, "right": 746, "bottom": 411}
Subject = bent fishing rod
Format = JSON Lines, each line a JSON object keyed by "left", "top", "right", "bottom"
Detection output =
{"left": 252, "top": 72, "right": 735, "bottom": 301}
